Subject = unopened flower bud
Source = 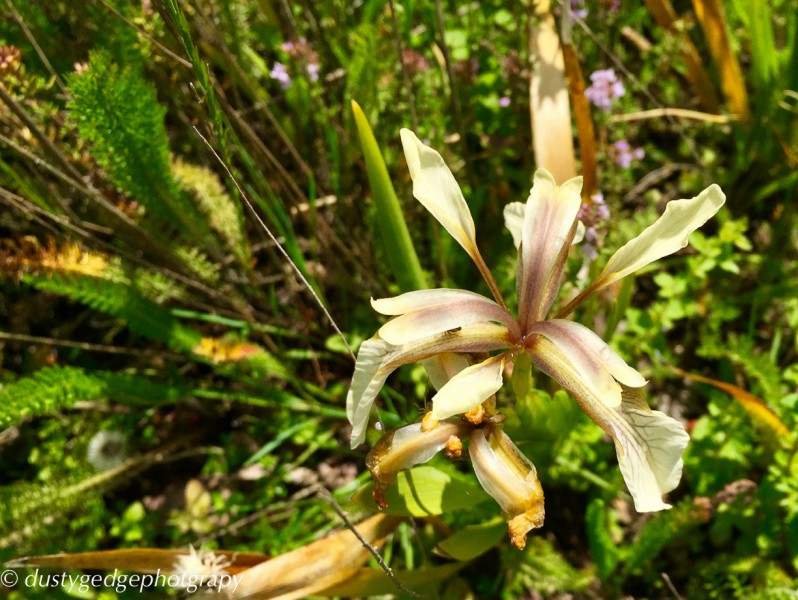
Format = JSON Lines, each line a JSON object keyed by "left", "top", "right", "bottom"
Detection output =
{"left": 469, "top": 427, "right": 544, "bottom": 549}
{"left": 367, "top": 421, "right": 472, "bottom": 509}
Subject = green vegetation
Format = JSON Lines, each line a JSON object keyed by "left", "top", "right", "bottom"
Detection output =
{"left": 0, "top": 0, "right": 796, "bottom": 597}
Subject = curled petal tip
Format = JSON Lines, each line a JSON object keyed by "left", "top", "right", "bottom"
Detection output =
{"left": 470, "top": 427, "right": 545, "bottom": 549}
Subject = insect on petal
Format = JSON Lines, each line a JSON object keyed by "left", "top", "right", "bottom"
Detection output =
{"left": 374, "top": 290, "right": 520, "bottom": 345}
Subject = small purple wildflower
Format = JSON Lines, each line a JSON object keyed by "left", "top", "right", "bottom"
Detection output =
{"left": 270, "top": 62, "right": 292, "bottom": 90}
{"left": 571, "top": 0, "right": 588, "bottom": 19}
{"left": 613, "top": 139, "right": 645, "bottom": 168}
{"left": 307, "top": 62, "right": 320, "bottom": 81}
{"left": 585, "top": 68, "right": 625, "bottom": 112}
{"left": 582, "top": 228, "right": 599, "bottom": 260}
{"left": 498, "top": 96, "right": 511, "bottom": 108}
{"left": 578, "top": 192, "right": 610, "bottom": 261}
{"left": 281, "top": 38, "right": 308, "bottom": 56}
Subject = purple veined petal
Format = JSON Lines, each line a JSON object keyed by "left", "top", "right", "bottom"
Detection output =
{"left": 400, "top": 129, "right": 478, "bottom": 259}
{"left": 375, "top": 295, "right": 520, "bottom": 345}
{"left": 528, "top": 336, "right": 688, "bottom": 512}
{"left": 531, "top": 320, "right": 646, "bottom": 390}
{"left": 517, "top": 169, "right": 583, "bottom": 327}
{"left": 430, "top": 355, "right": 506, "bottom": 420}
{"left": 372, "top": 288, "right": 504, "bottom": 316}
{"left": 383, "top": 322, "right": 514, "bottom": 370}
{"left": 527, "top": 326, "right": 623, "bottom": 410}
{"left": 421, "top": 353, "right": 471, "bottom": 391}
{"left": 347, "top": 324, "right": 515, "bottom": 448}
{"left": 505, "top": 202, "right": 585, "bottom": 249}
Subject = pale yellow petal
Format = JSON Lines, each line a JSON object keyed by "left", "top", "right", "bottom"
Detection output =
{"left": 348, "top": 325, "right": 514, "bottom": 448}
{"left": 367, "top": 421, "right": 471, "bottom": 485}
{"left": 594, "top": 184, "right": 726, "bottom": 291}
{"left": 503, "top": 202, "right": 525, "bottom": 249}
{"left": 400, "top": 129, "right": 478, "bottom": 257}
{"left": 421, "top": 353, "right": 471, "bottom": 391}
{"left": 347, "top": 338, "right": 395, "bottom": 448}
{"left": 573, "top": 219, "right": 586, "bottom": 245}
{"left": 469, "top": 427, "right": 544, "bottom": 549}
{"left": 614, "top": 387, "right": 689, "bottom": 512}
{"left": 430, "top": 356, "right": 505, "bottom": 420}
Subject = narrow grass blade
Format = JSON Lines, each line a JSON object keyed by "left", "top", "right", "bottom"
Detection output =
{"left": 747, "top": 0, "right": 779, "bottom": 99}
{"left": 669, "top": 364, "right": 789, "bottom": 440}
{"left": 644, "top": 0, "right": 721, "bottom": 113}
{"left": 352, "top": 100, "right": 427, "bottom": 292}
{"left": 692, "top": 0, "right": 750, "bottom": 122}
{"left": 562, "top": 44, "right": 598, "bottom": 197}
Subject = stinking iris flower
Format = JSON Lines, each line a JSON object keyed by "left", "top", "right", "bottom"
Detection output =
{"left": 348, "top": 129, "right": 725, "bottom": 548}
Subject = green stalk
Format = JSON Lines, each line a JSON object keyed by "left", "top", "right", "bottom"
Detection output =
{"left": 351, "top": 100, "right": 427, "bottom": 292}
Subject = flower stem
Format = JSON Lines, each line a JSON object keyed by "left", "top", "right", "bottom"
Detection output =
{"left": 474, "top": 248, "right": 507, "bottom": 309}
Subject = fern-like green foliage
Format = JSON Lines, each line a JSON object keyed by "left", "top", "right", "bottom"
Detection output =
{"left": 585, "top": 498, "right": 621, "bottom": 581}
{"left": 698, "top": 333, "right": 783, "bottom": 409}
{"left": 25, "top": 273, "right": 202, "bottom": 352}
{"left": 0, "top": 471, "right": 103, "bottom": 553}
{"left": 172, "top": 158, "right": 250, "bottom": 264}
{"left": 623, "top": 498, "right": 710, "bottom": 577}
{"left": 502, "top": 537, "right": 593, "bottom": 596}
{"left": 0, "top": 365, "right": 185, "bottom": 429}
{"left": 66, "top": 50, "right": 221, "bottom": 262}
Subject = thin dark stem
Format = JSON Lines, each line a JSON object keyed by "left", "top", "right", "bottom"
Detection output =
{"left": 554, "top": 283, "right": 596, "bottom": 320}
{"left": 474, "top": 248, "right": 507, "bottom": 310}
{"left": 317, "top": 487, "right": 421, "bottom": 599}
{"left": 433, "top": 0, "right": 470, "bottom": 176}
{"left": 4, "top": 0, "right": 67, "bottom": 93}
{"left": 193, "top": 126, "right": 355, "bottom": 361}
{"left": 0, "top": 331, "right": 182, "bottom": 361}
{"left": 387, "top": 0, "right": 419, "bottom": 131}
